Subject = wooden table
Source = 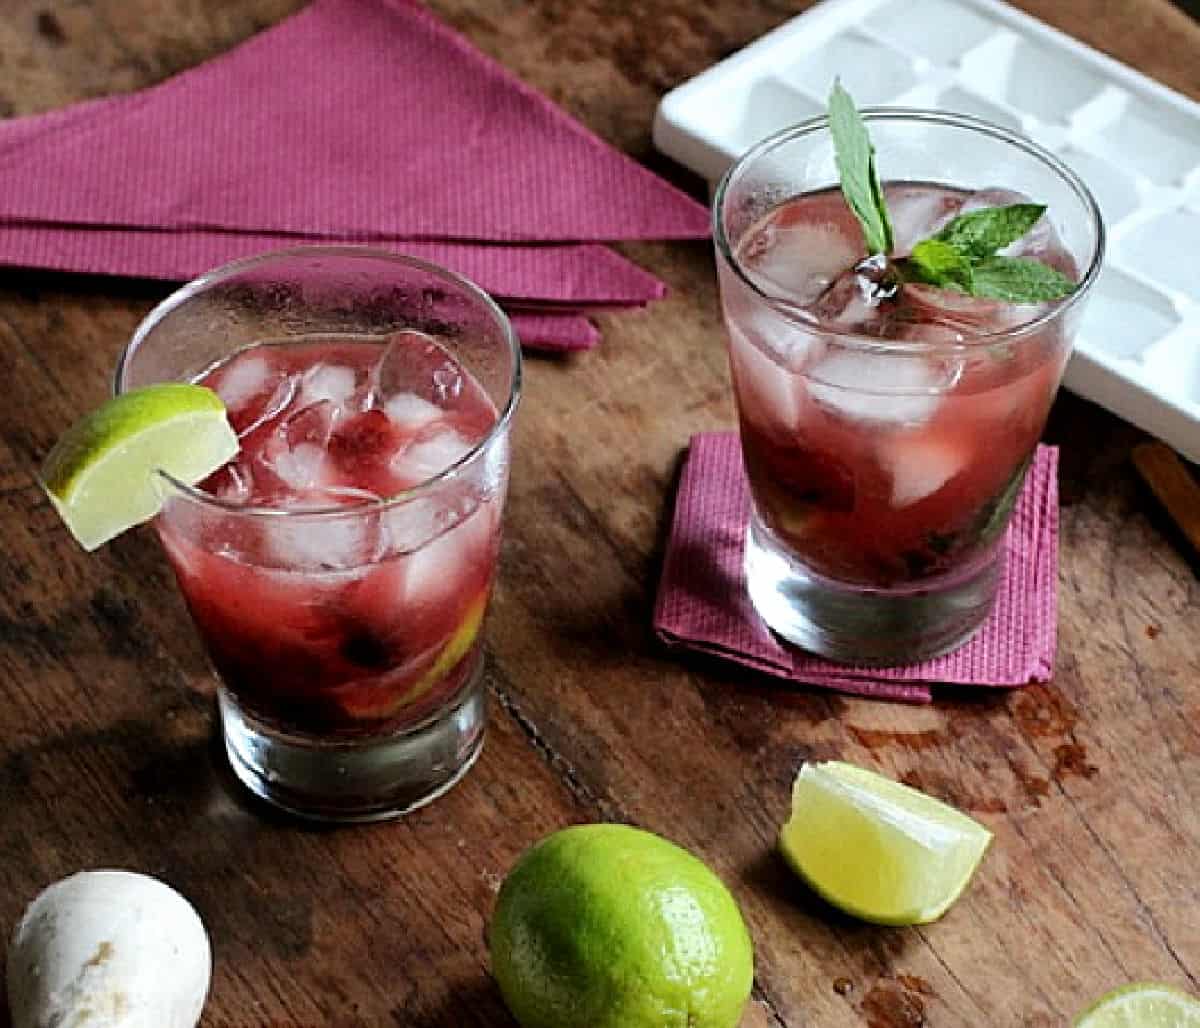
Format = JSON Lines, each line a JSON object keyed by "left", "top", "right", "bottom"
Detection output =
{"left": 1, "top": 2, "right": 1197, "bottom": 1025}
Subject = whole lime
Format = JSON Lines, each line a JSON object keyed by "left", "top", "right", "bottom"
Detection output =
{"left": 488, "top": 823, "right": 754, "bottom": 1028}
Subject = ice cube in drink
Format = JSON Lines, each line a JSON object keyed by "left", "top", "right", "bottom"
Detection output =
{"left": 155, "top": 333, "right": 503, "bottom": 737}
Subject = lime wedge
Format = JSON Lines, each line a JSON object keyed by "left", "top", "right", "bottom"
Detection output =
{"left": 1075, "top": 983, "right": 1200, "bottom": 1027}
{"left": 39, "top": 383, "right": 238, "bottom": 551}
{"left": 778, "top": 760, "right": 992, "bottom": 925}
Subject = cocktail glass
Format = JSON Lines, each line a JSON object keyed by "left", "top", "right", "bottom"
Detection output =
{"left": 117, "top": 248, "right": 521, "bottom": 821}
{"left": 713, "top": 111, "right": 1103, "bottom": 664}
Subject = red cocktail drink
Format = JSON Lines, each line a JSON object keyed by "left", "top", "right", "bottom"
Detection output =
{"left": 118, "top": 248, "right": 520, "bottom": 820}
{"left": 159, "top": 334, "right": 500, "bottom": 737}
{"left": 714, "top": 112, "right": 1102, "bottom": 663}
{"left": 729, "top": 183, "right": 1072, "bottom": 589}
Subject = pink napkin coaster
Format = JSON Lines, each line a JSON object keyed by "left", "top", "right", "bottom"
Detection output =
{"left": 0, "top": 0, "right": 710, "bottom": 243}
{"left": 653, "top": 432, "right": 1059, "bottom": 703}
{"left": 0, "top": 224, "right": 663, "bottom": 307}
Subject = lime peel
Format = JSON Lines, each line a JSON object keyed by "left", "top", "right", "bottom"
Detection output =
{"left": 779, "top": 760, "right": 992, "bottom": 926}
{"left": 1074, "top": 982, "right": 1200, "bottom": 1027}
{"left": 39, "top": 383, "right": 238, "bottom": 551}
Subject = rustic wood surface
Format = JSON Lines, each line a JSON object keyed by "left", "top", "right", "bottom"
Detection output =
{"left": 1, "top": 1, "right": 1198, "bottom": 1026}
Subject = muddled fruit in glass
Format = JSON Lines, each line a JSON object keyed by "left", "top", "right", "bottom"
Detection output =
{"left": 156, "top": 331, "right": 504, "bottom": 738}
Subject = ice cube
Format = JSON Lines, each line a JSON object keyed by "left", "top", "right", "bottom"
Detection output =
{"left": 380, "top": 492, "right": 470, "bottom": 555}
{"left": 212, "top": 354, "right": 271, "bottom": 413}
{"left": 959, "top": 187, "right": 1030, "bottom": 214}
{"left": 399, "top": 503, "right": 493, "bottom": 608}
{"left": 261, "top": 512, "right": 378, "bottom": 571}
{"left": 878, "top": 433, "right": 968, "bottom": 507}
{"left": 271, "top": 442, "right": 327, "bottom": 491}
{"left": 902, "top": 283, "right": 1032, "bottom": 339}
{"left": 384, "top": 392, "right": 443, "bottom": 431}
{"left": 887, "top": 186, "right": 963, "bottom": 255}
{"left": 806, "top": 350, "right": 950, "bottom": 425}
{"left": 390, "top": 429, "right": 475, "bottom": 487}
{"left": 742, "top": 221, "right": 861, "bottom": 306}
{"left": 207, "top": 463, "right": 253, "bottom": 504}
{"left": 299, "top": 363, "right": 358, "bottom": 412}
{"left": 808, "top": 255, "right": 904, "bottom": 336}
{"left": 727, "top": 322, "right": 807, "bottom": 433}
{"left": 258, "top": 400, "right": 337, "bottom": 492}
{"left": 734, "top": 299, "right": 822, "bottom": 369}
{"left": 366, "top": 330, "right": 442, "bottom": 406}
{"left": 237, "top": 373, "right": 298, "bottom": 439}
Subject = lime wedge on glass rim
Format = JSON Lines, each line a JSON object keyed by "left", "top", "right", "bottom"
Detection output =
{"left": 1074, "top": 983, "right": 1200, "bottom": 1027}
{"left": 38, "top": 383, "right": 238, "bottom": 551}
{"left": 779, "top": 760, "right": 992, "bottom": 926}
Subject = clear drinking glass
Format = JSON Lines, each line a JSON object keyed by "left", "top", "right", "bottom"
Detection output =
{"left": 714, "top": 111, "right": 1103, "bottom": 664}
{"left": 117, "top": 248, "right": 520, "bottom": 821}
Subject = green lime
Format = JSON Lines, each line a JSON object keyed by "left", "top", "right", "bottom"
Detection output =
{"left": 39, "top": 383, "right": 238, "bottom": 551}
{"left": 1074, "top": 983, "right": 1200, "bottom": 1027}
{"left": 779, "top": 760, "right": 992, "bottom": 926}
{"left": 489, "top": 823, "right": 754, "bottom": 1028}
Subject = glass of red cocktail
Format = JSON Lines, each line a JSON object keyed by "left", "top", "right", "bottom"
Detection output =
{"left": 714, "top": 111, "right": 1102, "bottom": 664}
{"left": 117, "top": 248, "right": 520, "bottom": 821}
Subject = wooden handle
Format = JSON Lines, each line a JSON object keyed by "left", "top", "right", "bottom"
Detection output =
{"left": 1132, "top": 441, "right": 1200, "bottom": 558}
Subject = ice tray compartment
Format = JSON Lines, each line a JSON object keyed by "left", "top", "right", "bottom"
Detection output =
{"left": 652, "top": 0, "right": 1200, "bottom": 461}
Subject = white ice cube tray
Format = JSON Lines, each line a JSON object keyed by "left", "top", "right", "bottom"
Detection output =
{"left": 653, "top": 0, "right": 1200, "bottom": 462}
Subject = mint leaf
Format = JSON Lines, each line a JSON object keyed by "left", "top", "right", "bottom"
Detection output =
{"left": 908, "top": 239, "right": 974, "bottom": 293}
{"left": 828, "top": 81, "right": 894, "bottom": 255}
{"left": 969, "top": 256, "right": 1076, "bottom": 302}
{"left": 934, "top": 204, "right": 1047, "bottom": 260}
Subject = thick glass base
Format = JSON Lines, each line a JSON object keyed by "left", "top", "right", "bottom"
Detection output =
{"left": 219, "top": 661, "right": 487, "bottom": 823}
{"left": 744, "top": 515, "right": 1002, "bottom": 666}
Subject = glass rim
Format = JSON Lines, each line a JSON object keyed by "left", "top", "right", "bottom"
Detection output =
{"left": 711, "top": 107, "right": 1106, "bottom": 355}
{"left": 114, "top": 244, "right": 522, "bottom": 520}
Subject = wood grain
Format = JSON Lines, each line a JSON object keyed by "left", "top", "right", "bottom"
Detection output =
{"left": 1, "top": 2, "right": 1198, "bottom": 1026}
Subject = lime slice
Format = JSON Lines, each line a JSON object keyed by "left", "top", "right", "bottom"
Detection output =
{"left": 1075, "top": 983, "right": 1200, "bottom": 1027}
{"left": 779, "top": 760, "right": 992, "bottom": 925}
{"left": 39, "top": 383, "right": 238, "bottom": 551}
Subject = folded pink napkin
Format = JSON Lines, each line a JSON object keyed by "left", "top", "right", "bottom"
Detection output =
{"left": 654, "top": 432, "right": 1058, "bottom": 703}
{"left": 0, "top": 0, "right": 710, "bottom": 243}
{"left": 508, "top": 311, "right": 600, "bottom": 352}
{"left": 0, "top": 225, "right": 662, "bottom": 307}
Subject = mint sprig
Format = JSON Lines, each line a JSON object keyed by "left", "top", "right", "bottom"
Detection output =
{"left": 932, "top": 203, "right": 1046, "bottom": 260}
{"left": 967, "top": 256, "right": 1077, "bottom": 302}
{"left": 909, "top": 238, "right": 974, "bottom": 294}
{"left": 825, "top": 85, "right": 1076, "bottom": 304}
{"left": 828, "top": 80, "right": 893, "bottom": 256}
{"left": 904, "top": 204, "right": 1075, "bottom": 301}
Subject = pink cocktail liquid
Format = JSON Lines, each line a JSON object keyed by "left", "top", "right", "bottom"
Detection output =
{"left": 156, "top": 332, "right": 501, "bottom": 737}
{"left": 726, "top": 183, "right": 1076, "bottom": 588}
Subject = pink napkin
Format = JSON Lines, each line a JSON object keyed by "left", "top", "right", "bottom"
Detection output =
{"left": 508, "top": 311, "right": 600, "bottom": 352}
{"left": 654, "top": 432, "right": 1058, "bottom": 703}
{"left": 0, "top": 0, "right": 709, "bottom": 353}
{"left": 0, "top": 0, "right": 710, "bottom": 243}
{"left": 0, "top": 226, "right": 662, "bottom": 307}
